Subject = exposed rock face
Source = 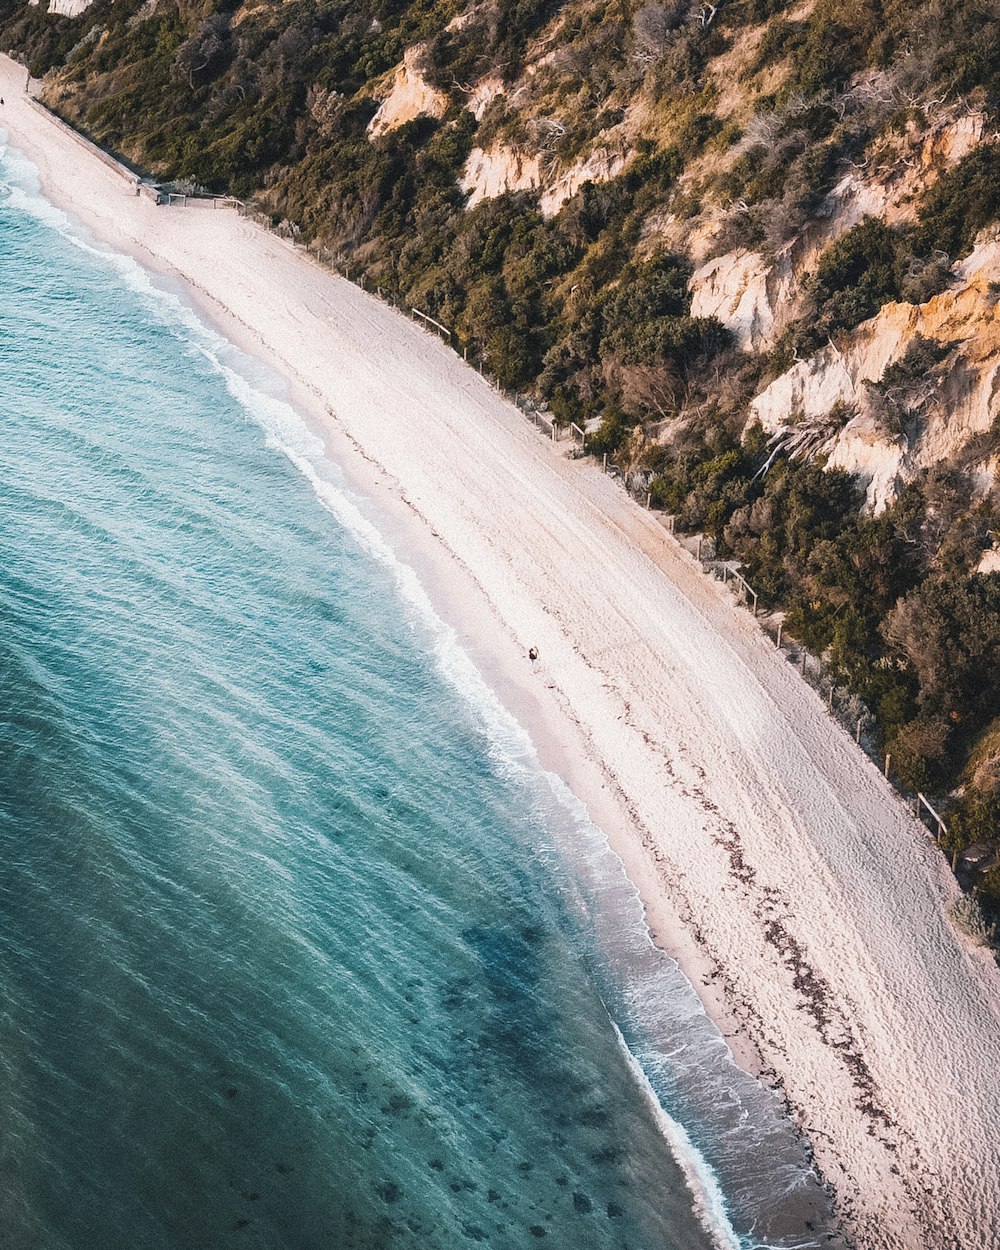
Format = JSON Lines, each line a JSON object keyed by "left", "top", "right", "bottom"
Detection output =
{"left": 467, "top": 76, "right": 504, "bottom": 121}
{"left": 749, "top": 241, "right": 1000, "bottom": 509}
{"left": 538, "top": 147, "right": 628, "bottom": 217}
{"left": 689, "top": 112, "right": 995, "bottom": 358}
{"left": 460, "top": 141, "right": 627, "bottom": 216}
{"left": 979, "top": 547, "right": 1000, "bottom": 574}
{"left": 690, "top": 248, "right": 795, "bottom": 352}
{"left": 684, "top": 112, "right": 1000, "bottom": 509}
{"left": 825, "top": 419, "right": 909, "bottom": 511}
{"left": 460, "top": 145, "right": 542, "bottom": 207}
{"left": 30, "top": 0, "right": 94, "bottom": 14}
{"left": 751, "top": 342, "right": 863, "bottom": 434}
{"left": 823, "top": 111, "right": 990, "bottom": 234}
{"left": 367, "top": 45, "right": 448, "bottom": 138}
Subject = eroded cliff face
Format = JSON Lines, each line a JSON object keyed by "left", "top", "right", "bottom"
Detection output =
{"left": 689, "top": 247, "right": 795, "bottom": 352}
{"left": 27, "top": 0, "right": 93, "bottom": 14}
{"left": 538, "top": 146, "right": 629, "bottom": 217}
{"left": 460, "top": 144, "right": 542, "bottom": 207}
{"left": 18, "top": 0, "right": 1000, "bottom": 514}
{"left": 460, "top": 142, "right": 630, "bottom": 216}
{"left": 367, "top": 45, "right": 449, "bottom": 138}
{"left": 680, "top": 111, "right": 1000, "bottom": 509}
{"left": 684, "top": 108, "right": 990, "bottom": 349}
{"left": 749, "top": 254, "right": 1000, "bottom": 508}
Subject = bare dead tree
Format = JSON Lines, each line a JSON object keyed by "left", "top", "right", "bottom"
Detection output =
{"left": 754, "top": 404, "right": 856, "bottom": 479}
{"left": 173, "top": 14, "right": 230, "bottom": 89}
{"left": 631, "top": 1, "right": 687, "bottom": 65}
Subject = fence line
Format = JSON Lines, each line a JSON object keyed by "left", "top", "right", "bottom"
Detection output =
{"left": 529, "top": 410, "right": 557, "bottom": 440}
{"left": 411, "top": 308, "right": 451, "bottom": 339}
{"left": 514, "top": 395, "right": 561, "bottom": 440}
{"left": 917, "top": 793, "right": 948, "bottom": 842}
{"left": 712, "top": 560, "right": 758, "bottom": 615}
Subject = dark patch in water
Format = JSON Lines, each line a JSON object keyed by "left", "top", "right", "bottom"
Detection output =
{"left": 578, "top": 1106, "right": 609, "bottom": 1128}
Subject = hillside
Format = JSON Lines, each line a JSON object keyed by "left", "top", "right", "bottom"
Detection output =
{"left": 3, "top": 0, "right": 1000, "bottom": 896}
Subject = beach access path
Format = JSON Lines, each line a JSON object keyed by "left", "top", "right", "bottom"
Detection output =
{"left": 4, "top": 58, "right": 1000, "bottom": 1250}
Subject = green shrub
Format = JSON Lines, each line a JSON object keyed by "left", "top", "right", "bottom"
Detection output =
{"left": 912, "top": 145, "right": 1000, "bottom": 260}
{"left": 883, "top": 573, "right": 1000, "bottom": 728}
{"left": 780, "top": 217, "right": 904, "bottom": 356}
{"left": 811, "top": 217, "right": 901, "bottom": 321}
{"left": 949, "top": 789, "right": 1000, "bottom": 851}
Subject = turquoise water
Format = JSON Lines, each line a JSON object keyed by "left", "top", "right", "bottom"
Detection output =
{"left": 0, "top": 140, "right": 837, "bottom": 1250}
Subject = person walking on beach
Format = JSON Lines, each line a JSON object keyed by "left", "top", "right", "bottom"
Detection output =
{"left": 528, "top": 646, "right": 539, "bottom": 672}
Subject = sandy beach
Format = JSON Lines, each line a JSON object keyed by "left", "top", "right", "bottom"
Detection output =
{"left": 4, "top": 55, "right": 1000, "bottom": 1249}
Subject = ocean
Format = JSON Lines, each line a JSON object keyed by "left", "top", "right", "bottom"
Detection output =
{"left": 0, "top": 137, "right": 837, "bottom": 1250}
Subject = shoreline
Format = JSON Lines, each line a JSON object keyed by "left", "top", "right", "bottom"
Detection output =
{"left": 5, "top": 57, "right": 1000, "bottom": 1249}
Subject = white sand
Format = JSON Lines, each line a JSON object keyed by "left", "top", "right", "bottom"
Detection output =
{"left": 4, "top": 58, "right": 1000, "bottom": 1249}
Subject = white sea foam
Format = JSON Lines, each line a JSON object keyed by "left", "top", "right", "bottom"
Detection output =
{"left": 609, "top": 1015, "right": 744, "bottom": 1250}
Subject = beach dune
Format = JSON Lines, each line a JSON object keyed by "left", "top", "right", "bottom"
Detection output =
{"left": 4, "top": 56, "right": 1000, "bottom": 1249}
